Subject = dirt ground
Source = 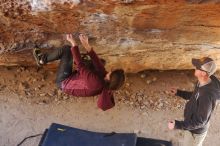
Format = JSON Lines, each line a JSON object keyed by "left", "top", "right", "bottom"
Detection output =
{"left": 0, "top": 66, "right": 220, "bottom": 146}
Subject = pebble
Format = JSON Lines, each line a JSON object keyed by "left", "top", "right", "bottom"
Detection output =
{"left": 140, "top": 105, "right": 145, "bottom": 109}
{"left": 129, "top": 102, "right": 134, "bottom": 105}
{"left": 18, "top": 82, "right": 29, "bottom": 91}
{"left": 49, "top": 71, "right": 55, "bottom": 75}
{"left": 164, "top": 90, "right": 170, "bottom": 95}
{"left": 63, "top": 96, "right": 69, "bottom": 100}
{"left": 124, "top": 100, "right": 130, "bottom": 105}
{"left": 176, "top": 104, "right": 181, "bottom": 109}
{"left": 140, "top": 73, "right": 146, "bottom": 78}
{"left": 57, "top": 90, "right": 62, "bottom": 96}
{"left": 146, "top": 80, "right": 152, "bottom": 84}
{"left": 137, "top": 97, "right": 142, "bottom": 102}
{"left": 142, "top": 112, "right": 148, "bottom": 116}
{"left": 26, "top": 92, "right": 32, "bottom": 96}
{"left": 39, "top": 93, "right": 46, "bottom": 97}
{"left": 143, "top": 101, "right": 149, "bottom": 106}
{"left": 33, "top": 78, "right": 37, "bottom": 82}
{"left": 158, "top": 102, "right": 164, "bottom": 108}
{"left": 131, "top": 94, "right": 136, "bottom": 99}
{"left": 152, "top": 77, "right": 157, "bottom": 82}
{"left": 136, "top": 92, "right": 144, "bottom": 97}
{"left": 16, "top": 68, "right": 22, "bottom": 73}
{"left": 125, "top": 90, "right": 130, "bottom": 95}
{"left": 38, "top": 100, "right": 47, "bottom": 105}
{"left": 134, "top": 130, "right": 141, "bottom": 134}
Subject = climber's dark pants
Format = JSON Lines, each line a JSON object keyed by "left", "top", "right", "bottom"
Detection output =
{"left": 41, "top": 45, "right": 73, "bottom": 88}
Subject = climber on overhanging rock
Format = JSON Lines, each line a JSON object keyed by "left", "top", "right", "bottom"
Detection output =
{"left": 33, "top": 34, "right": 125, "bottom": 111}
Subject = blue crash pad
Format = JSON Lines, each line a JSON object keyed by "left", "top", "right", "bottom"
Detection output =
{"left": 40, "top": 123, "right": 137, "bottom": 146}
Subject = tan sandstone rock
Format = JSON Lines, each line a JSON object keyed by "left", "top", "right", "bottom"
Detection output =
{"left": 0, "top": 0, "right": 220, "bottom": 72}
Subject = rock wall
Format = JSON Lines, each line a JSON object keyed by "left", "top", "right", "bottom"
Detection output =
{"left": 1, "top": 0, "right": 220, "bottom": 72}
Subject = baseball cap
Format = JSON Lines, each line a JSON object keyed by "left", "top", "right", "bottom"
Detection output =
{"left": 192, "top": 57, "right": 217, "bottom": 76}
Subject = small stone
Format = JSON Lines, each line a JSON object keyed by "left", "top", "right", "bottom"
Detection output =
{"left": 177, "top": 104, "right": 181, "bottom": 108}
{"left": 124, "top": 100, "right": 130, "bottom": 104}
{"left": 125, "top": 83, "right": 130, "bottom": 87}
{"left": 140, "top": 73, "right": 146, "bottom": 78}
{"left": 57, "top": 90, "right": 62, "bottom": 96}
{"left": 122, "top": 0, "right": 135, "bottom": 4}
{"left": 25, "top": 39, "right": 30, "bottom": 43}
{"left": 33, "top": 78, "right": 37, "bottom": 82}
{"left": 18, "top": 82, "right": 29, "bottom": 91}
{"left": 131, "top": 94, "right": 136, "bottom": 99}
{"left": 164, "top": 90, "right": 170, "bottom": 95}
{"left": 137, "top": 97, "right": 142, "bottom": 102}
{"left": 49, "top": 71, "right": 55, "bottom": 75}
{"left": 11, "top": 80, "right": 17, "bottom": 85}
{"left": 134, "top": 102, "right": 139, "bottom": 107}
{"left": 140, "top": 105, "right": 145, "bottom": 109}
{"left": 125, "top": 90, "right": 130, "bottom": 95}
{"left": 48, "top": 93, "right": 53, "bottom": 97}
{"left": 63, "top": 96, "right": 69, "bottom": 100}
{"left": 143, "top": 101, "right": 149, "bottom": 106}
{"left": 38, "top": 85, "right": 44, "bottom": 88}
{"left": 134, "top": 130, "right": 141, "bottom": 134}
{"left": 26, "top": 77, "right": 32, "bottom": 82}
{"left": 142, "top": 112, "right": 148, "bottom": 116}
{"left": 25, "top": 69, "right": 30, "bottom": 74}
{"left": 152, "top": 77, "right": 157, "bottom": 82}
{"left": 16, "top": 69, "right": 21, "bottom": 73}
{"left": 26, "top": 91, "right": 32, "bottom": 96}
{"left": 38, "top": 100, "right": 47, "bottom": 105}
{"left": 56, "top": 101, "right": 61, "bottom": 105}
{"left": 146, "top": 80, "right": 152, "bottom": 84}
{"left": 136, "top": 92, "right": 144, "bottom": 97}
{"left": 39, "top": 93, "right": 46, "bottom": 97}
{"left": 158, "top": 102, "right": 164, "bottom": 108}
{"left": 129, "top": 102, "right": 134, "bottom": 105}
{"left": 49, "top": 90, "right": 56, "bottom": 96}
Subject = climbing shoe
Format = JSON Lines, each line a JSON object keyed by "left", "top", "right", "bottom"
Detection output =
{"left": 33, "top": 48, "right": 44, "bottom": 66}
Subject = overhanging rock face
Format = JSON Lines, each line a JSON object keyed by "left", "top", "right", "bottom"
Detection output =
{"left": 1, "top": 0, "right": 220, "bottom": 72}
